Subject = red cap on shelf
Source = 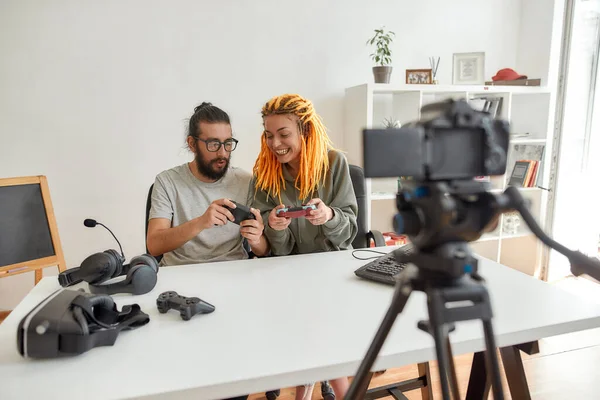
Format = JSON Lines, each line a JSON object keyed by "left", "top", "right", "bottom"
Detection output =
{"left": 492, "top": 68, "right": 527, "bottom": 81}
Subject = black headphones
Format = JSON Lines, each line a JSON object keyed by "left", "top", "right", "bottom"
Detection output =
{"left": 58, "top": 251, "right": 159, "bottom": 295}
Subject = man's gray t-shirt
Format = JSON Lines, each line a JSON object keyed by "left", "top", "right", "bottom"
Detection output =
{"left": 148, "top": 163, "right": 253, "bottom": 266}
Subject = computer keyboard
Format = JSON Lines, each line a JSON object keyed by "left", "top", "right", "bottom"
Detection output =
{"left": 354, "top": 244, "right": 415, "bottom": 286}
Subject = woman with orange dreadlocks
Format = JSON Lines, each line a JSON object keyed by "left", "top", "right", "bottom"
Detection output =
{"left": 250, "top": 93, "right": 358, "bottom": 399}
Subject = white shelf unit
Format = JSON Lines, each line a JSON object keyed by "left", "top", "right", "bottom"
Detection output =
{"left": 343, "top": 83, "right": 555, "bottom": 277}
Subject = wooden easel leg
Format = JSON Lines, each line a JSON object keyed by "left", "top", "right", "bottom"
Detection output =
{"left": 35, "top": 269, "right": 43, "bottom": 284}
{"left": 0, "top": 310, "right": 11, "bottom": 324}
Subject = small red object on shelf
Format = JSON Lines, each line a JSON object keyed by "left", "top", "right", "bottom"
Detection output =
{"left": 371, "top": 232, "right": 409, "bottom": 247}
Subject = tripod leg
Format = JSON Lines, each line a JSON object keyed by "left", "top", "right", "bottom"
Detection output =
{"left": 430, "top": 323, "right": 460, "bottom": 400}
{"left": 482, "top": 319, "right": 504, "bottom": 400}
{"left": 445, "top": 337, "right": 461, "bottom": 400}
{"left": 346, "top": 270, "right": 416, "bottom": 400}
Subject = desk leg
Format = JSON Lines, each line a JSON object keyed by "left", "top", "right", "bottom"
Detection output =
{"left": 417, "top": 362, "right": 433, "bottom": 400}
{"left": 465, "top": 351, "right": 491, "bottom": 400}
{"left": 500, "top": 345, "right": 531, "bottom": 400}
{"left": 363, "top": 364, "right": 432, "bottom": 400}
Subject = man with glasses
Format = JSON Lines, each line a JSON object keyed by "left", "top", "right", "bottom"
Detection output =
{"left": 147, "top": 102, "right": 269, "bottom": 267}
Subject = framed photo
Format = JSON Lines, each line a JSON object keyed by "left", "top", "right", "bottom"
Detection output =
{"left": 452, "top": 52, "right": 485, "bottom": 84}
{"left": 406, "top": 69, "right": 432, "bottom": 84}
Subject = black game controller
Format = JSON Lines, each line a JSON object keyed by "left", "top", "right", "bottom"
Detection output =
{"left": 156, "top": 291, "right": 215, "bottom": 320}
{"left": 224, "top": 200, "right": 256, "bottom": 225}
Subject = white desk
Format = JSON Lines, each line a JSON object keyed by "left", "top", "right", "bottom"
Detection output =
{"left": 1, "top": 247, "right": 600, "bottom": 400}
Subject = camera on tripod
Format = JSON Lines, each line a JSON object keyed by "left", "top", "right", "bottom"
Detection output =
{"left": 363, "top": 98, "right": 510, "bottom": 182}
{"left": 347, "top": 98, "right": 600, "bottom": 400}
{"left": 348, "top": 99, "right": 515, "bottom": 400}
{"left": 363, "top": 98, "right": 511, "bottom": 276}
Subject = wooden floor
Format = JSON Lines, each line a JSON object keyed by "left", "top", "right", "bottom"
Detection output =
{"left": 2, "top": 276, "right": 599, "bottom": 399}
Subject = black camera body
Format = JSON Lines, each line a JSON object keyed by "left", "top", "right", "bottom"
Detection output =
{"left": 363, "top": 99, "right": 510, "bottom": 251}
{"left": 363, "top": 99, "right": 510, "bottom": 181}
{"left": 17, "top": 289, "right": 149, "bottom": 359}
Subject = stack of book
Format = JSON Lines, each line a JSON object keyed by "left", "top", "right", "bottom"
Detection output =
{"left": 508, "top": 160, "right": 540, "bottom": 187}
{"left": 505, "top": 143, "right": 545, "bottom": 187}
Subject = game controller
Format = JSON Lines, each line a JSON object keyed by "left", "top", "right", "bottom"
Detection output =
{"left": 156, "top": 291, "right": 215, "bottom": 320}
{"left": 223, "top": 200, "right": 256, "bottom": 225}
{"left": 276, "top": 204, "right": 317, "bottom": 218}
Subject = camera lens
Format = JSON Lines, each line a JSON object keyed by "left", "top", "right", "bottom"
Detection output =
{"left": 393, "top": 210, "right": 421, "bottom": 236}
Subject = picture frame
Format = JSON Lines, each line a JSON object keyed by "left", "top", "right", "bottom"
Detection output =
{"left": 406, "top": 69, "right": 433, "bottom": 84}
{"left": 452, "top": 52, "right": 485, "bottom": 84}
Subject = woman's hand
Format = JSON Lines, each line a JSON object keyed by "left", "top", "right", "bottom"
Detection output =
{"left": 268, "top": 204, "right": 292, "bottom": 231}
{"left": 240, "top": 207, "right": 265, "bottom": 246}
{"left": 305, "top": 198, "right": 333, "bottom": 226}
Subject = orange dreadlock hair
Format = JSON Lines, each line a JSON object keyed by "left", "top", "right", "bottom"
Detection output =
{"left": 253, "top": 94, "right": 335, "bottom": 202}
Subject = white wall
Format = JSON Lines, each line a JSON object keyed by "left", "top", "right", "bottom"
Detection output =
{"left": 515, "top": 0, "right": 562, "bottom": 85}
{"left": 0, "top": 0, "right": 523, "bottom": 309}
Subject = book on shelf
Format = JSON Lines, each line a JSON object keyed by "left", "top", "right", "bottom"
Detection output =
{"left": 484, "top": 78, "right": 541, "bottom": 86}
{"left": 505, "top": 143, "right": 545, "bottom": 187}
{"left": 508, "top": 160, "right": 540, "bottom": 187}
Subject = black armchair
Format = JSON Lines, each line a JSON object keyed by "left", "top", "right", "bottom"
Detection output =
{"left": 349, "top": 164, "right": 386, "bottom": 249}
{"left": 145, "top": 184, "right": 163, "bottom": 264}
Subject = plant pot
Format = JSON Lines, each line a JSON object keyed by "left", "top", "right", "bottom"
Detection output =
{"left": 373, "top": 66, "right": 392, "bottom": 83}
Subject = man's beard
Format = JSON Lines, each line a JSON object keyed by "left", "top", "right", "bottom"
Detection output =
{"left": 195, "top": 150, "right": 230, "bottom": 181}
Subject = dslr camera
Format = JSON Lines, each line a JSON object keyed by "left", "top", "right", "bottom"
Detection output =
{"left": 363, "top": 99, "right": 510, "bottom": 253}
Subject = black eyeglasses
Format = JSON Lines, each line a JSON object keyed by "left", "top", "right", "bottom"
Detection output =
{"left": 195, "top": 137, "right": 239, "bottom": 152}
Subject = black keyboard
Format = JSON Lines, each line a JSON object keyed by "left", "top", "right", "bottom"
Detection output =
{"left": 354, "top": 245, "right": 415, "bottom": 286}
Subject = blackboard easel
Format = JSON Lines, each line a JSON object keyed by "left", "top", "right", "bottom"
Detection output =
{"left": 0, "top": 175, "right": 67, "bottom": 285}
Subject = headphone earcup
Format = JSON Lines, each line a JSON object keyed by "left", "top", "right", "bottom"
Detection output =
{"left": 105, "top": 249, "right": 125, "bottom": 277}
{"left": 80, "top": 252, "right": 118, "bottom": 284}
{"left": 130, "top": 254, "right": 159, "bottom": 273}
{"left": 127, "top": 265, "right": 158, "bottom": 295}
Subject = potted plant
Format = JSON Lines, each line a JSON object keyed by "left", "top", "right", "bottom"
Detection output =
{"left": 367, "top": 27, "right": 395, "bottom": 83}
{"left": 383, "top": 116, "right": 401, "bottom": 129}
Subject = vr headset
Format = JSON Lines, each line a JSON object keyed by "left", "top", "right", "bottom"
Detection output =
{"left": 17, "top": 288, "right": 150, "bottom": 359}
{"left": 58, "top": 251, "right": 159, "bottom": 295}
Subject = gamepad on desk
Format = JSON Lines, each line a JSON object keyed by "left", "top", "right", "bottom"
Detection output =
{"left": 156, "top": 291, "right": 215, "bottom": 320}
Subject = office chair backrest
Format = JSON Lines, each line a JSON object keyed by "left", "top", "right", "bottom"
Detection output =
{"left": 145, "top": 184, "right": 163, "bottom": 264}
{"left": 349, "top": 165, "right": 368, "bottom": 249}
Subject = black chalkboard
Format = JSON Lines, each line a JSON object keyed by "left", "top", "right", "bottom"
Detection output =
{"left": 0, "top": 183, "right": 56, "bottom": 266}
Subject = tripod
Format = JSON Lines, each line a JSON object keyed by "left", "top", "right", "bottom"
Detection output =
{"left": 346, "top": 242, "right": 504, "bottom": 400}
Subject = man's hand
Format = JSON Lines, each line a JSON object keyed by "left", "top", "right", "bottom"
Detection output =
{"left": 198, "top": 198, "right": 236, "bottom": 230}
{"left": 268, "top": 204, "right": 292, "bottom": 231}
{"left": 305, "top": 198, "right": 333, "bottom": 226}
{"left": 240, "top": 208, "right": 264, "bottom": 245}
